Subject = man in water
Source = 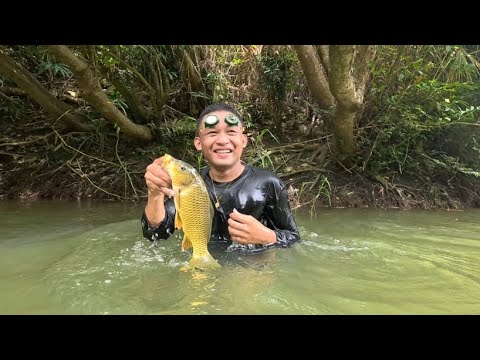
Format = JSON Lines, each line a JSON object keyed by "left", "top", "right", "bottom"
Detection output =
{"left": 141, "top": 103, "right": 300, "bottom": 251}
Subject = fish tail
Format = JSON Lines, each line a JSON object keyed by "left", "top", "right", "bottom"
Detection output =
{"left": 188, "top": 252, "right": 221, "bottom": 270}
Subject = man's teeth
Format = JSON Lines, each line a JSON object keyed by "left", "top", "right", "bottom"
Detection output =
{"left": 215, "top": 150, "right": 231, "bottom": 153}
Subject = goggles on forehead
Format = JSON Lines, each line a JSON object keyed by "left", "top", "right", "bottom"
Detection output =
{"left": 204, "top": 114, "right": 241, "bottom": 128}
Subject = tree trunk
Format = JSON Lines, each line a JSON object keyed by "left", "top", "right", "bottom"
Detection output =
{"left": 353, "top": 45, "right": 376, "bottom": 101}
{"left": 47, "top": 45, "right": 153, "bottom": 143}
{"left": 315, "top": 45, "right": 330, "bottom": 76}
{"left": 0, "top": 50, "right": 91, "bottom": 132}
{"left": 292, "top": 45, "right": 335, "bottom": 109}
{"left": 175, "top": 46, "right": 208, "bottom": 113}
{"left": 329, "top": 45, "right": 375, "bottom": 160}
{"left": 333, "top": 106, "right": 356, "bottom": 158}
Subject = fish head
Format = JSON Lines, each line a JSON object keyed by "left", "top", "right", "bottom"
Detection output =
{"left": 162, "top": 154, "right": 197, "bottom": 187}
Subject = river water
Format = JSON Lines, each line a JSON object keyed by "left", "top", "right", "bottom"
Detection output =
{"left": 1, "top": 200, "right": 479, "bottom": 314}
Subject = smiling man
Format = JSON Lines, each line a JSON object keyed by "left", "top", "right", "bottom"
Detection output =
{"left": 141, "top": 103, "right": 300, "bottom": 251}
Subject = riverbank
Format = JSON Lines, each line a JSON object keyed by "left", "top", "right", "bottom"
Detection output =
{"left": 1, "top": 116, "right": 479, "bottom": 210}
{"left": 1, "top": 144, "right": 476, "bottom": 210}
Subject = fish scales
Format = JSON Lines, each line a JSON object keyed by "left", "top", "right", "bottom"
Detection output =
{"left": 161, "top": 154, "right": 220, "bottom": 270}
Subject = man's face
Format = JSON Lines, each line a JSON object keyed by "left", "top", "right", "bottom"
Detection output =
{"left": 194, "top": 110, "right": 247, "bottom": 170}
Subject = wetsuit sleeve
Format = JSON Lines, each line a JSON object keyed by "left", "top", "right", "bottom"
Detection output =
{"left": 266, "top": 177, "right": 301, "bottom": 247}
{"left": 141, "top": 197, "right": 176, "bottom": 241}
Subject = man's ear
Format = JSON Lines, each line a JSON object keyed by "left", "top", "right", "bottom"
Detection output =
{"left": 194, "top": 137, "right": 202, "bottom": 151}
{"left": 243, "top": 133, "right": 248, "bottom": 148}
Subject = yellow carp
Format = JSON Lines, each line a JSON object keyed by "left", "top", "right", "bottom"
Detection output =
{"left": 161, "top": 154, "right": 220, "bottom": 270}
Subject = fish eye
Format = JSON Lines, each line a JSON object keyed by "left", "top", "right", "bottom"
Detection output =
{"left": 180, "top": 166, "right": 186, "bottom": 171}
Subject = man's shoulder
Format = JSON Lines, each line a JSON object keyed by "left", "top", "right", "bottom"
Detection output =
{"left": 247, "top": 166, "right": 282, "bottom": 182}
{"left": 246, "top": 166, "right": 287, "bottom": 194}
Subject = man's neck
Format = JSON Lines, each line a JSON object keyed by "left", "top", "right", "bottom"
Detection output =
{"left": 209, "top": 162, "right": 245, "bottom": 183}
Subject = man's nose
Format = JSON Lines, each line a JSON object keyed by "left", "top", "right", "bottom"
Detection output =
{"left": 216, "top": 134, "right": 229, "bottom": 145}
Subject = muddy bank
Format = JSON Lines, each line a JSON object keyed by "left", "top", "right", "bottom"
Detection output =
{"left": 1, "top": 156, "right": 477, "bottom": 210}
{"left": 1, "top": 118, "right": 478, "bottom": 210}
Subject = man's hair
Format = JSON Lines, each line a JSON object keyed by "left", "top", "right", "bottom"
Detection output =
{"left": 197, "top": 103, "right": 244, "bottom": 129}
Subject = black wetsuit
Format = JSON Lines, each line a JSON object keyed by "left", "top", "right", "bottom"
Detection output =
{"left": 141, "top": 165, "right": 300, "bottom": 251}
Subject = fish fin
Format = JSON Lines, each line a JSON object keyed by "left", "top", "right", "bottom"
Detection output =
{"left": 173, "top": 189, "right": 182, "bottom": 230}
{"left": 182, "top": 234, "right": 193, "bottom": 251}
{"left": 188, "top": 252, "right": 221, "bottom": 270}
{"left": 175, "top": 210, "right": 182, "bottom": 230}
{"left": 207, "top": 201, "right": 214, "bottom": 243}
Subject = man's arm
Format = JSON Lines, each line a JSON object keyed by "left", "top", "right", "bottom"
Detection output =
{"left": 227, "top": 175, "right": 300, "bottom": 247}
{"left": 141, "top": 156, "right": 177, "bottom": 241}
{"left": 145, "top": 191, "right": 167, "bottom": 228}
{"left": 141, "top": 197, "right": 176, "bottom": 241}
{"left": 265, "top": 176, "right": 301, "bottom": 247}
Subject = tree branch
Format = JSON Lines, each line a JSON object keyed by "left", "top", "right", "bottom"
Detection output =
{"left": 0, "top": 49, "right": 91, "bottom": 132}
{"left": 293, "top": 45, "right": 335, "bottom": 109}
{"left": 329, "top": 45, "right": 359, "bottom": 110}
{"left": 47, "top": 45, "right": 153, "bottom": 142}
{"left": 353, "top": 45, "right": 376, "bottom": 102}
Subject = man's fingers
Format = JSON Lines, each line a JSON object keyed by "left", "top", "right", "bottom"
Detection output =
{"left": 227, "top": 217, "right": 246, "bottom": 231}
{"left": 145, "top": 171, "right": 168, "bottom": 187}
{"left": 228, "top": 226, "right": 246, "bottom": 243}
{"left": 228, "top": 221, "right": 247, "bottom": 234}
{"left": 146, "top": 163, "right": 172, "bottom": 186}
{"left": 229, "top": 208, "right": 251, "bottom": 222}
{"left": 163, "top": 188, "right": 175, "bottom": 197}
{"left": 148, "top": 164, "right": 168, "bottom": 180}
{"left": 153, "top": 157, "right": 164, "bottom": 166}
{"left": 145, "top": 169, "right": 175, "bottom": 197}
{"left": 228, "top": 225, "right": 241, "bottom": 238}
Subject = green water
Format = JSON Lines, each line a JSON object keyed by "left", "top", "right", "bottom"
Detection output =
{"left": 1, "top": 200, "right": 479, "bottom": 314}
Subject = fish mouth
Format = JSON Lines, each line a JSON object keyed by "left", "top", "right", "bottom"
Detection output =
{"left": 162, "top": 154, "right": 174, "bottom": 165}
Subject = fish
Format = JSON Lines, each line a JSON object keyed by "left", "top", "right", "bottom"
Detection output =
{"left": 161, "top": 154, "right": 220, "bottom": 270}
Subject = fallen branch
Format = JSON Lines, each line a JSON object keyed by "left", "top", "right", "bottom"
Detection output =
{"left": 52, "top": 127, "right": 120, "bottom": 168}
{"left": 0, "top": 133, "right": 54, "bottom": 147}
{"left": 68, "top": 160, "right": 122, "bottom": 199}
{"left": 61, "top": 94, "right": 87, "bottom": 106}
{"left": 0, "top": 150, "right": 28, "bottom": 157}
{"left": 115, "top": 128, "right": 138, "bottom": 199}
{"left": 458, "top": 46, "right": 480, "bottom": 71}
{"left": 0, "top": 86, "right": 27, "bottom": 96}
{"left": 269, "top": 136, "right": 331, "bottom": 151}
{"left": 35, "top": 138, "right": 87, "bottom": 179}
{"left": 279, "top": 166, "right": 326, "bottom": 178}
{"left": 0, "top": 89, "right": 22, "bottom": 104}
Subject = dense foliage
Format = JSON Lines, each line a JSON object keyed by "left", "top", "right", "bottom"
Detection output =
{"left": 1, "top": 45, "right": 479, "bottom": 209}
